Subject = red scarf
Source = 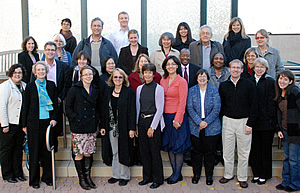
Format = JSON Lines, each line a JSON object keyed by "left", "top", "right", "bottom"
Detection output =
{"left": 60, "top": 29, "right": 73, "bottom": 40}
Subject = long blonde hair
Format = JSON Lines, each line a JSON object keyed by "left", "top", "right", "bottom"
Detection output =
{"left": 224, "top": 17, "right": 247, "bottom": 40}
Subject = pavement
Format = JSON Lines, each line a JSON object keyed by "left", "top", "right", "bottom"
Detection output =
{"left": 0, "top": 176, "right": 298, "bottom": 193}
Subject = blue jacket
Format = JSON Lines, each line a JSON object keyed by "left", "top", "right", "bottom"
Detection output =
{"left": 187, "top": 84, "right": 221, "bottom": 137}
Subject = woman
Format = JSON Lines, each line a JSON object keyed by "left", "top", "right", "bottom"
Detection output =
{"left": 22, "top": 61, "right": 58, "bottom": 189}
{"left": 128, "top": 54, "right": 162, "bottom": 93}
{"left": 208, "top": 52, "right": 230, "bottom": 88}
{"left": 249, "top": 58, "right": 276, "bottom": 185}
{"left": 0, "top": 64, "right": 27, "bottom": 183}
{"left": 187, "top": 69, "right": 221, "bottom": 185}
{"left": 100, "top": 57, "right": 116, "bottom": 83}
{"left": 241, "top": 47, "right": 258, "bottom": 79}
{"left": 66, "top": 66, "right": 101, "bottom": 190}
{"left": 119, "top": 29, "right": 149, "bottom": 76}
{"left": 274, "top": 70, "right": 300, "bottom": 192}
{"left": 173, "top": 22, "right": 195, "bottom": 51}
{"left": 136, "top": 63, "right": 165, "bottom": 189}
{"left": 160, "top": 56, "right": 191, "bottom": 184}
{"left": 18, "top": 36, "right": 40, "bottom": 83}
{"left": 223, "top": 17, "right": 251, "bottom": 66}
{"left": 100, "top": 68, "right": 136, "bottom": 186}
{"left": 150, "top": 32, "right": 180, "bottom": 75}
{"left": 255, "top": 29, "right": 284, "bottom": 79}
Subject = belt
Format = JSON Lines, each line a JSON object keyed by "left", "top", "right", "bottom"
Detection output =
{"left": 140, "top": 113, "right": 154, "bottom": 119}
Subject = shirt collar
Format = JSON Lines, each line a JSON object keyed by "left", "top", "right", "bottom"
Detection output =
{"left": 45, "top": 59, "right": 56, "bottom": 67}
{"left": 90, "top": 36, "right": 102, "bottom": 43}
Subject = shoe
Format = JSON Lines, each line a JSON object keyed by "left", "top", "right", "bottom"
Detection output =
{"left": 119, "top": 179, "right": 129, "bottom": 186}
{"left": 257, "top": 179, "right": 266, "bottom": 185}
{"left": 42, "top": 180, "right": 53, "bottom": 186}
{"left": 7, "top": 178, "right": 17, "bottom": 183}
{"left": 138, "top": 180, "right": 152, "bottom": 186}
{"left": 150, "top": 182, "right": 161, "bottom": 189}
{"left": 167, "top": 175, "right": 183, "bottom": 185}
{"left": 276, "top": 184, "right": 286, "bottom": 190}
{"left": 32, "top": 185, "right": 40, "bottom": 189}
{"left": 285, "top": 186, "right": 298, "bottom": 192}
{"left": 206, "top": 176, "right": 213, "bottom": 185}
{"left": 192, "top": 175, "right": 200, "bottom": 184}
{"left": 239, "top": 181, "right": 248, "bottom": 188}
{"left": 164, "top": 176, "right": 171, "bottom": 182}
{"left": 108, "top": 177, "right": 119, "bottom": 184}
{"left": 17, "top": 176, "right": 26, "bottom": 181}
{"left": 251, "top": 177, "right": 259, "bottom": 183}
{"left": 185, "top": 160, "right": 193, "bottom": 167}
{"left": 84, "top": 156, "right": 97, "bottom": 188}
{"left": 219, "top": 177, "right": 234, "bottom": 184}
{"left": 74, "top": 160, "right": 91, "bottom": 190}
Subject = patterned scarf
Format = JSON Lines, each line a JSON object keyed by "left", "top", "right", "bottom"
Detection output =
{"left": 35, "top": 79, "right": 53, "bottom": 111}
{"left": 60, "top": 29, "right": 73, "bottom": 40}
{"left": 109, "top": 99, "right": 119, "bottom": 138}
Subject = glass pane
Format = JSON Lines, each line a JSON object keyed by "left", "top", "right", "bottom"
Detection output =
{"left": 147, "top": 0, "right": 200, "bottom": 53}
{"left": 207, "top": 0, "right": 231, "bottom": 43}
{"left": 0, "top": 0, "right": 22, "bottom": 51}
{"left": 28, "top": 0, "right": 81, "bottom": 52}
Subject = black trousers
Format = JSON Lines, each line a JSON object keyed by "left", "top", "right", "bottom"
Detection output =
{"left": 191, "top": 130, "right": 219, "bottom": 177}
{"left": 138, "top": 116, "right": 163, "bottom": 184}
{"left": 0, "top": 124, "right": 25, "bottom": 180}
{"left": 53, "top": 103, "right": 63, "bottom": 152}
{"left": 28, "top": 119, "right": 52, "bottom": 186}
{"left": 249, "top": 130, "right": 274, "bottom": 179}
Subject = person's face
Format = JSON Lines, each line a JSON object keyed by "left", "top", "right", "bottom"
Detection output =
{"left": 77, "top": 55, "right": 88, "bottom": 70}
{"left": 197, "top": 73, "right": 208, "bottom": 86}
{"left": 213, "top": 53, "right": 224, "bottom": 69}
{"left": 231, "top": 21, "right": 241, "bottom": 34}
{"left": 200, "top": 27, "right": 213, "bottom": 44}
{"left": 143, "top": 70, "right": 154, "bottom": 83}
{"left": 54, "top": 36, "right": 63, "bottom": 48}
{"left": 254, "top": 62, "right": 267, "bottom": 77}
{"left": 229, "top": 62, "right": 243, "bottom": 79}
{"left": 106, "top": 58, "right": 116, "bottom": 74}
{"left": 118, "top": 14, "right": 129, "bottom": 28}
{"left": 166, "top": 59, "right": 178, "bottom": 75}
{"left": 246, "top": 51, "right": 257, "bottom": 65}
{"left": 256, "top": 32, "right": 268, "bottom": 47}
{"left": 129, "top": 33, "right": 138, "bottom": 46}
{"left": 35, "top": 64, "right": 46, "bottom": 80}
{"left": 278, "top": 75, "right": 293, "bottom": 90}
{"left": 91, "top": 20, "right": 103, "bottom": 36}
{"left": 162, "top": 36, "right": 171, "bottom": 49}
{"left": 81, "top": 69, "right": 93, "bottom": 85}
{"left": 61, "top": 21, "right": 71, "bottom": 32}
{"left": 112, "top": 70, "right": 124, "bottom": 86}
{"left": 26, "top": 38, "right": 35, "bottom": 52}
{"left": 11, "top": 67, "right": 23, "bottom": 84}
{"left": 179, "top": 26, "right": 188, "bottom": 38}
{"left": 179, "top": 50, "right": 190, "bottom": 65}
{"left": 139, "top": 56, "right": 149, "bottom": 72}
{"left": 44, "top": 45, "right": 56, "bottom": 60}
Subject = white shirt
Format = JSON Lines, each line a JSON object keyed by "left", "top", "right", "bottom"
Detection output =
{"left": 200, "top": 89, "right": 206, "bottom": 119}
{"left": 109, "top": 28, "right": 129, "bottom": 55}
{"left": 45, "top": 59, "right": 57, "bottom": 85}
{"left": 181, "top": 63, "right": 190, "bottom": 82}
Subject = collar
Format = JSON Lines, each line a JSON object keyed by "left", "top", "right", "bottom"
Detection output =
{"left": 230, "top": 77, "right": 240, "bottom": 85}
{"left": 181, "top": 63, "right": 189, "bottom": 69}
{"left": 45, "top": 59, "right": 56, "bottom": 67}
{"left": 90, "top": 35, "right": 102, "bottom": 43}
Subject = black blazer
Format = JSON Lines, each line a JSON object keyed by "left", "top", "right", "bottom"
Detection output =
{"left": 18, "top": 51, "right": 40, "bottom": 83}
{"left": 118, "top": 44, "right": 149, "bottom": 75}
{"left": 188, "top": 63, "right": 201, "bottom": 88}
{"left": 22, "top": 80, "right": 58, "bottom": 130}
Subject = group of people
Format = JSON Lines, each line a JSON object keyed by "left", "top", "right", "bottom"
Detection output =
{"left": 0, "top": 12, "right": 299, "bottom": 192}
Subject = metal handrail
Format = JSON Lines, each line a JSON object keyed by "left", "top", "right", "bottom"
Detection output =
{"left": 46, "top": 124, "right": 56, "bottom": 190}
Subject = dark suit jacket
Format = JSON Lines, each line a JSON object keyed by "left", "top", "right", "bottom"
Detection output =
{"left": 188, "top": 63, "right": 201, "bottom": 88}
{"left": 118, "top": 44, "right": 149, "bottom": 75}
{"left": 18, "top": 51, "right": 40, "bottom": 83}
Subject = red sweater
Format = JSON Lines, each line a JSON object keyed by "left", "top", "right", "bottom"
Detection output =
{"left": 128, "top": 72, "right": 162, "bottom": 93}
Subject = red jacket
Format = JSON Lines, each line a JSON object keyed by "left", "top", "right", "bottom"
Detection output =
{"left": 128, "top": 72, "right": 162, "bottom": 93}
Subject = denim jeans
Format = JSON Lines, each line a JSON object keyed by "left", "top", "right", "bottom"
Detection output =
{"left": 281, "top": 129, "right": 300, "bottom": 190}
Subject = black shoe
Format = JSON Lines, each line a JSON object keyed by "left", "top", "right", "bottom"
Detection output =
{"left": 17, "top": 176, "right": 26, "bottom": 181}
{"left": 138, "top": 180, "right": 152, "bottom": 186}
{"left": 32, "top": 185, "right": 40, "bottom": 189}
{"left": 257, "top": 179, "right": 266, "bottom": 185}
{"left": 285, "top": 186, "right": 298, "bottom": 192}
{"left": 108, "top": 177, "right": 119, "bottom": 184}
{"left": 164, "top": 176, "right": 172, "bottom": 182}
{"left": 251, "top": 178, "right": 259, "bottom": 183}
{"left": 206, "top": 176, "right": 213, "bottom": 185}
{"left": 276, "top": 184, "right": 286, "bottom": 190}
{"left": 74, "top": 160, "right": 91, "bottom": 190}
{"left": 119, "top": 179, "right": 129, "bottom": 186}
{"left": 84, "top": 156, "right": 97, "bottom": 188}
{"left": 7, "top": 178, "right": 17, "bottom": 183}
{"left": 150, "top": 182, "right": 161, "bottom": 189}
{"left": 167, "top": 175, "right": 183, "bottom": 185}
{"left": 184, "top": 160, "right": 193, "bottom": 167}
{"left": 42, "top": 180, "right": 53, "bottom": 186}
{"left": 192, "top": 175, "right": 200, "bottom": 184}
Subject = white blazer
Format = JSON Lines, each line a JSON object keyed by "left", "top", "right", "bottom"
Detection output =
{"left": 0, "top": 78, "right": 26, "bottom": 127}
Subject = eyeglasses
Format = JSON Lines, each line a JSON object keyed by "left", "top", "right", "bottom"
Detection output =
{"left": 82, "top": 73, "right": 93, "bottom": 77}
{"left": 200, "top": 32, "right": 211, "bottom": 36}
{"left": 62, "top": 23, "right": 70, "bottom": 26}
{"left": 113, "top": 76, "right": 123, "bottom": 79}
{"left": 255, "top": 37, "right": 265, "bottom": 40}
{"left": 13, "top": 71, "right": 22, "bottom": 75}
{"left": 45, "top": 49, "right": 55, "bottom": 52}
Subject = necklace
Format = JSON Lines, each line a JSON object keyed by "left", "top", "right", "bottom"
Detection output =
{"left": 113, "top": 89, "right": 120, "bottom": 94}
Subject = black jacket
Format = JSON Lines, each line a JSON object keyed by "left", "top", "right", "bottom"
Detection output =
{"left": 118, "top": 44, "right": 149, "bottom": 75}
{"left": 65, "top": 36, "right": 77, "bottom": 55}
{"left": 187, "top": 63, "right": 201, "bottom": 88}
{"left": 18, "top": 51, "right": 40, "bottom": 83}
{"left": 65, "top": 81, "right": 101, "bottom": 134}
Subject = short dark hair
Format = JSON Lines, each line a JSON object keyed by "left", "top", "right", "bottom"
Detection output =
{"left": 162, "top": 55, "right": 182, "bottom": 78}
{"left": 101, "top": 57, "right": 116, "bottom": 73}
{"left": 44, "top": 41, "right": 57, "bottom": 50}
{"left": 6, "top": 64, "right": 26, "bottom": 78}
{"left": 196, "top": 69, "right": 210, "bottom": 81}
{"left": 274, "top": 70, "right": 295, "bottom": 102}
{"left": 61, "top": 18, "right": 72, "bottom": 27}
{"left": 80, "top": 65, "right": 95, "bottom": 77}
{"left": 21, "top": 36, "right": 38, "bottom": 52}
{"left": 142, "top": 63, "right": 156, "bottom": 74}
{"left": 91, "top": 17, "right": 104, "bottom": 26}
{"left": 211, "top": 52, "right": 226, "bottom": 67}
{"left": 76, "top": 50, "right": 91, "bottom": 65}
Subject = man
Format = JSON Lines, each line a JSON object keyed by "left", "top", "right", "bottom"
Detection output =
{"left": 72, "top": 17, "right": 118, "bottom": 74}
{"left": 218, "top": 59, "right": 257, "bottom": 188}
{"left": 109, "top": 12, "right": 130, "bottom": 55}
{"left": 59, "top": 18, "right": 77, "bottom": 55}
{"left": 189, "top": 25, "right": 223, "bottom": 70}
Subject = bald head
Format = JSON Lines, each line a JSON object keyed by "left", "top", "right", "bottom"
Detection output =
{"left": 179, "top": 48, "right": 190, "bottom": 66}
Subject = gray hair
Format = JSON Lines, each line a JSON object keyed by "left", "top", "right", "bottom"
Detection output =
{"left": 53, "top": 33, "right": 66, "bottom": 47}
{"left": 253, "top": 58, "right": 269, "bottom": 71}
{"left": 200, "top": 25, "right": 213, "bottom": 34}
{"left": 158, "top": 32, "right": 175, "bottom": 47}
{"left": 32, "top": 61, "right": 49, "bottom": 74}
{"left": 91, "top": 17, "right": 104, "bottom": 26}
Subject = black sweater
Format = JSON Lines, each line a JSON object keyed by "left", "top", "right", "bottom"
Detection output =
{"left": 219, "top": 77, "right": 257, "bottom": 127}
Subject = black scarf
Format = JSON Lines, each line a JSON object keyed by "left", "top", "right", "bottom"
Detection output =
{"left": 228, "top": 30, "right": 242, "bottom": 47}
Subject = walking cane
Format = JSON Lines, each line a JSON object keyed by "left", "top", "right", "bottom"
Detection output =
{"left": 46, "top": 124, "right": 56, "bottom": 190}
